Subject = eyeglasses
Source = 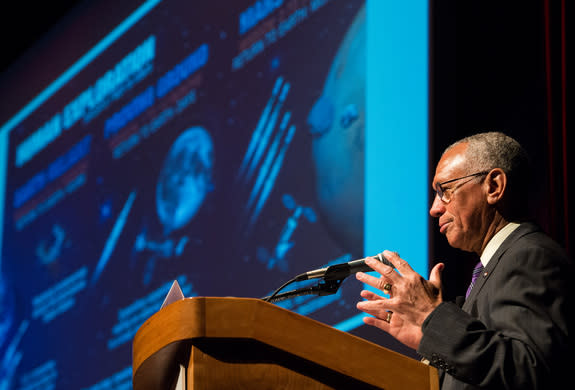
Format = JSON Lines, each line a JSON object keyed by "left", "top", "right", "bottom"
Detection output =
{"left": 433, "top": 171, "right": 490, "bottom": 203}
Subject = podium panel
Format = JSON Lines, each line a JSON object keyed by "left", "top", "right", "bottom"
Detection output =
{"left": 132, "top": 297, "right": 439, "bottom": 390}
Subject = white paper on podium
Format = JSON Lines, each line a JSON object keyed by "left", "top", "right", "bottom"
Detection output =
{"left": 159, "top": 281, "right": 187, "bottom": 389}
{"left": 174, "top": 364, "right": 186, "bottom": 390}
{"left": 160, "top": 280, "right": 185, "bottom": 309}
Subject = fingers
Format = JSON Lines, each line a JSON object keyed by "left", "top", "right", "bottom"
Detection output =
{"left": 425, "top": 262, "right": 444, "bottom": 300}
{"left": 381, "top": 250, "right": 415, "bottom": 275}
{"left": 363, "top": 315, "right": 386, "bottom": 329}
{"left": 429, "top": 262, "right": 444, "bottom": 287}
{"left": 357, "top": 291, "right": 392, "bottom": 313}
{"left": 363, "top": 314, "right": 392, "bottom": 330}
{"left": 364, "top": 250, "right": 415, "bottom": 280}
{"left": 365, "top": 255, "right": 397, "bottom": 278}
{"left": 356, "top": 251, "right": 443, "bottom": 350}
{"left": 355, "top": 251, "right": 402, "bottom": 294}
{"left": 358, "top": 299, "right": 393, "bottom": 330}
{"left": 360, "top": 289, "right": 381, "bottom": 301}
{"left": 355, "top": 271, "right": 397, "bottom": 294}
{"left": 355, "top": 269, "right": 384, "bottom": 288}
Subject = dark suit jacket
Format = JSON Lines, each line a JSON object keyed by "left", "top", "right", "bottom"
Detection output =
{"left": 417, "top": 222, "right": 572, "bottom": 389}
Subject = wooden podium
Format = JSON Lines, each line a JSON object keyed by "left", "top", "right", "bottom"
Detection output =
{"left": 132, "top": 297, "right": 439, "bottom": 389}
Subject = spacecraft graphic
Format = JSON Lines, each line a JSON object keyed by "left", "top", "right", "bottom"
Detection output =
{"left": 257, "top": 194, "right": 317, "bottom": 272}
{"left": 237, "top": 76, "right": 296, "bottom": 231}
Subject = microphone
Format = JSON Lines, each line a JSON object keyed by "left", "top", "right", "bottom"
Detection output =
{"left": 294, "top": 252, "right": 393, "bottom": 282}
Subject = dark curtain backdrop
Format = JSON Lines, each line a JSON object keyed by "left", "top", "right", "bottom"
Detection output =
{"left": 430, "top": 0, "right": 572, "bottom": 301}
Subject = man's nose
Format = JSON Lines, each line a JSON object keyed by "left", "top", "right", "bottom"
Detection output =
{"left": 429, "top": 193, "right": 445, "bottom": 218}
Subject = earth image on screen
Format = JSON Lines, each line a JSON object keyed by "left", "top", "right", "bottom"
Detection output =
{"left": 156, "top": 126, "right": 214, "bottom": 233}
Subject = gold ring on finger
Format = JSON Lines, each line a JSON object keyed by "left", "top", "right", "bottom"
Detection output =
{"left": 383, "top": 283, "right": 392, "bottom": 295}
{"left": 385, "top": 311, "right": 393, "bottom": 323}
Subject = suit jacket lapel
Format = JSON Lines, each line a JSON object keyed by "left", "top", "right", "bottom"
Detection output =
{"left": 461, "top": 222, "right": 538, "bottom": 310}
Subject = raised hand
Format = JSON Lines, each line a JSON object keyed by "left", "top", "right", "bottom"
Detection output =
{"left": 356, "top": 250, "right": 444, "bottom": 350}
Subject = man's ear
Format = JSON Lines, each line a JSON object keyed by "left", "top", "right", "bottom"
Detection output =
{"left": 485, "top": 168, "right": 506, "bottom": 205}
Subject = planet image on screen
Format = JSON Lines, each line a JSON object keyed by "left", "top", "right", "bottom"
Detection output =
{"left": 156, "top": 126, "right": 214, "bottom": 234}
{"left": 306, "top": 4, "right": 365, "bottom": 255}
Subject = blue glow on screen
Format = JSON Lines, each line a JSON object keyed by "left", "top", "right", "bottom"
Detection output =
{"left": 0, "top": 0, "right": 428, "bottom": 386}
{"left": 334, "top": 0, "right": 429, "bottom": 332}
{"left": 365, "top": 0, "right": 428, "bottom": 274}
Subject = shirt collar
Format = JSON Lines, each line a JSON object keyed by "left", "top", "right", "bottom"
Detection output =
{"left": 480, "top": 222, "right": 520, "bottom": 266}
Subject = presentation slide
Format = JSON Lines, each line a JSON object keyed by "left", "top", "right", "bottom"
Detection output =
{"left": 0, "top": 0, "right": 428, "bottom": 388}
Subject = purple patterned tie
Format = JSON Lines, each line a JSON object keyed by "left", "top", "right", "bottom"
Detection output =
{"left": 466, "top": 261, "right": 484, "bottom": 298}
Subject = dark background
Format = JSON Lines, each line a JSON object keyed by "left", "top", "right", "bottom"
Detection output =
{"left": 430, "top": 0, "right": 572, "bottom": 301}
{"left": 1, "top": 0, "right": 572, "bottom": 354}
{"left": 1, "top": 1, "right": 86, "bottom": 74}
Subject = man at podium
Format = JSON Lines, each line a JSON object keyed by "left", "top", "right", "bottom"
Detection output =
{"left": 356, "top": 132, "right": 572, "bottom": 389}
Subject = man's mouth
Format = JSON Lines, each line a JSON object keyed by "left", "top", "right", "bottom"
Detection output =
{"left": 439, "top": 221, "right": 450, "bottom": 234}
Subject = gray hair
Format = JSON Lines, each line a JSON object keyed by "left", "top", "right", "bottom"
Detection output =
{"left": 445, "top": 131, "right": 531, "bottom": 217}
{"left": 445, "top": 131, "right": 529, "bottom": 175}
